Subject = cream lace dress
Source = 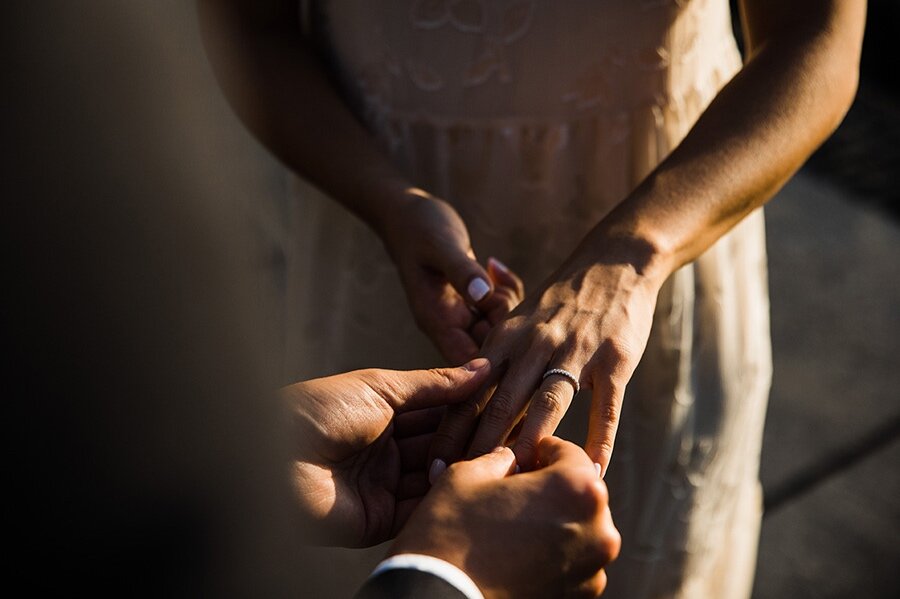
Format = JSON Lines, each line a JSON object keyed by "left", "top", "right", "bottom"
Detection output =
{"left": 283, "top": 1, "right": 772, "bottom": 597}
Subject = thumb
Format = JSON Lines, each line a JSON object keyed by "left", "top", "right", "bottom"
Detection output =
{"left": 450, "top": 446, "right": 517, "bottom": 483}
{"left": 535, "top": 436, "right": 595, "bottom": 472}
{"left": 383, "top": 358, "right": 491, "bottom": 413}
{"left": 433, "top": 243, "right": 494, "bottom": 306}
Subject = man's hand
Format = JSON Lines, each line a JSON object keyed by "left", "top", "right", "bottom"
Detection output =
{"left": 284, "top": 359, "right": 491, "bottom": 547}
{"left": 390, "top": 436, "right": 621, "bottom": 598}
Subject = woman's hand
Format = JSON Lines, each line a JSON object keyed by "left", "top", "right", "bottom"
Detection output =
{"left": 429, "top": 236, "right": 665, "bottom": 474}
{"left": 382, "top": 187, "right": 524, "bottom": 365}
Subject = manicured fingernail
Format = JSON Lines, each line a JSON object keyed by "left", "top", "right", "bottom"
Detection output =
{"left": 488, "top": 257, "right": 509, "bottom": 273}
{"left": 467, "top": 277, "right": 490, "bottom": 302}
{"left": 594, "top": 463, "right": 603, "bottom": 479}
{"left": 463, "top": 357, "right": 490, "bottom": 372}
{"left": 428, "top": 459, "right": 447, "bottom": 484}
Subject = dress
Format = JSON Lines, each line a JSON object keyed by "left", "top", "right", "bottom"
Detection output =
{"left": 284, "top": 1, "right": 772, "bottom": 597}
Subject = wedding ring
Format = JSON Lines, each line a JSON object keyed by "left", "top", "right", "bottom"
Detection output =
{"left": 542, "top": 368, "right": 580, "bottom": 395}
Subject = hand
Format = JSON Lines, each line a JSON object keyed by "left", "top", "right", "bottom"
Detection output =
{"left": 430, "top": 237, "right": 663, "bottom": 474}
{"left": 391, "top": 437, "right": 621, "bottom": 599}
{"left": 381, "top": 187, "right": 524, "bottom": 365}
{"left": 284, "top": 359, "right": 491, "bottom": 547}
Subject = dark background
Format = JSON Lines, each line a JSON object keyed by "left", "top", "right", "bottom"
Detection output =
{"left": 725, "top": 2, "right": 900, "bottom": 597}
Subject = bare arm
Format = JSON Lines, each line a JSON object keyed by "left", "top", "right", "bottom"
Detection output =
{"left": 197, "top": 0, "right": 404, "bottom": 232}
{"left": 197, "top": 0, "right": 524, "bottom": 365}
{"left": 432, "top": 0, "right": 866, "bottom": 471}
{"left": 593, "top": 0, "right": 866, "bottom": 278}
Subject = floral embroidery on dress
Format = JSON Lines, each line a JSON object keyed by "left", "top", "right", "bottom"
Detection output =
{"left": 464, "top": 37, "right": 511, "bottom": 86}
{"left": 449, "top": 0, "right": 486, "bottom": 33}
{"left": 407, "top": 0, "right": 536, "bottom": 89}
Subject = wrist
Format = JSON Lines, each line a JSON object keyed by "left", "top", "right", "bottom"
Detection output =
{"left": 359, "top": 172, "right": 422, "bottom": 242}
{"left": 388, "top": 525, "right": 464, "bottom": 569}
{"left": 568, "top": 228, "right": 673, "bottom": 291}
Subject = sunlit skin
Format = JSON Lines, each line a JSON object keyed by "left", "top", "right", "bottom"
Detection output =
{"left": 199, "top": 0, "right": 866, "bottom": 473}
{"left": 286, "top": 361, "right": 620, "bottom": 598}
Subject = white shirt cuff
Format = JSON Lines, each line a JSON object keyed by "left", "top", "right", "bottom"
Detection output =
{"left": 369, "top": 553, "right": 485, "bottom": 599}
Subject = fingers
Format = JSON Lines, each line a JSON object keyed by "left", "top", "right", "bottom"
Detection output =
{"left": 469, "top": 318, "right": 492, "bottom": 345}
{"left": 584, "top": 375, "right": 625, "bottom": 477}
{"left": 394, "top": 406, "right": 444, "bottom": 438}
{"left": 466, "top": 350, "right": 548, "bottom": 458}
{"left": 534, "top": 436, "right": 595, "bottom": 473}
{"left": 427, "top": 369, "right": 501, "bottom": 471}
{"left": 575, "top": 569, "right": 608, "bottom": 598}
{"left": 444, "top": 446, "right": 517, "bottom": 483}
{"left": 511, "top": 374, "right": 578, "bottom": 469}
{"left": 381, "top": 358, "right": 491, "bottom": 413}
{"left": 487, "top": 257, "right": 524, "bottom": 299}
{"left": 432, "top": 325, "right": 480, "bottom": 365}
{"left": 482, "top": 257, "right": 524, "bottom": 326}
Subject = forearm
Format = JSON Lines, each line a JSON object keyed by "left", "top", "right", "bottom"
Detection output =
{"left": 577, "top": 0, "right": 865, "bottom": 284}
{"left": 197, "top": 0, "right": 411, "bottom": 236}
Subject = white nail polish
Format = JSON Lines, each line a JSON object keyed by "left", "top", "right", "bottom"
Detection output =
{"left": 429, "top": 459, "right": 447, "bottom": 485}
{"left": 594, "top": 463, "right": 603, "bottom": 479}
{"left": 467, "top": 277, "right": 490, "bottom": 303}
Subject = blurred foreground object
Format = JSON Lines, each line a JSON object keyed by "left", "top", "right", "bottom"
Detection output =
{"left": 4, "top": 2, "right": 303, "bottom": 594}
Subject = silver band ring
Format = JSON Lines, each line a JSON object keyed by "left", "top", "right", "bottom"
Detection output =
{"left": 542, "top": 368, "right": 580, "bottom": 395}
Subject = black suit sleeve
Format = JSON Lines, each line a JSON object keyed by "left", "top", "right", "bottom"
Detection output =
{"left": 355, "top": 569, "right": 470, "bottom": 599}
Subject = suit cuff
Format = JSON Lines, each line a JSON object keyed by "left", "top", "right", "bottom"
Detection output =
{"left": 368, "top": 554, "right": 485, "bottom": 599}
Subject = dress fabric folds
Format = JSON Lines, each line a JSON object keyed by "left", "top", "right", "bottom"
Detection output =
{"left": 285, "top": 2, "right": 772, "bottom": 597}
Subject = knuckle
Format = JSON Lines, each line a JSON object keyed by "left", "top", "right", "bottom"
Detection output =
{"left": 535, "top": 388, "right": 566, "bottom": 420}
{"left": 531, "top": 325, "right": 563, "bottom": 351}
{"left": 573, "top": 479, "right": 605, "bottom": 514}
{"left": 483, "top": 321, "right": 513, "bottom": 347}
{"left": 592, "top": 479, "right": 610, "bottom": 506}
{"left": 588, "top": 438, "right": 615, "bottom": 463}
{"left": 483, "top": 391, "right": 518, "bottom": 428}
{"left": 588, "top": 570, "right": 609, "bottom": 598}
{"left": 426, "top": 367, "right": 456, "bottom": 389}
{"left": 589, "top": 521, "right": 622, "bottom": 565}
{"left": 604, "top": 526, "right": 622, "bottom": 562}
{"left": 596, "top": 338, "right": 633, "bottom": 367}
{"left": 512, "top": 438, "right": 537, "bottom": 468}
{"left": 600, "top": 401, "right": 621, "bottom": 425}
{"left": 548, "top": 469, "right": 579, "bottom": 496}
{"left": 447, "top": 399, "right": 481, "bottom": 421}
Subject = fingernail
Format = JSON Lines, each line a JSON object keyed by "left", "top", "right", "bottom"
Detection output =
{"left": 462, "top": 357, "right": 490, "bottom": 372}
{"left": 594, "top": 463, "right": 603, "bottom": 479}
{"left": 467, "top": 277, "right": 490, "bottom": 302}
{"left": 488, "top": 257, "right": 509, "bottom": 273}
{"left": 514, "top": 464, "right": 521, "bottom": 474}
{"left": 492, "top": 446, "right": 507, "bottom": 454}
{"left": 428, "top": 459, "right": 447, "bottom": 485}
